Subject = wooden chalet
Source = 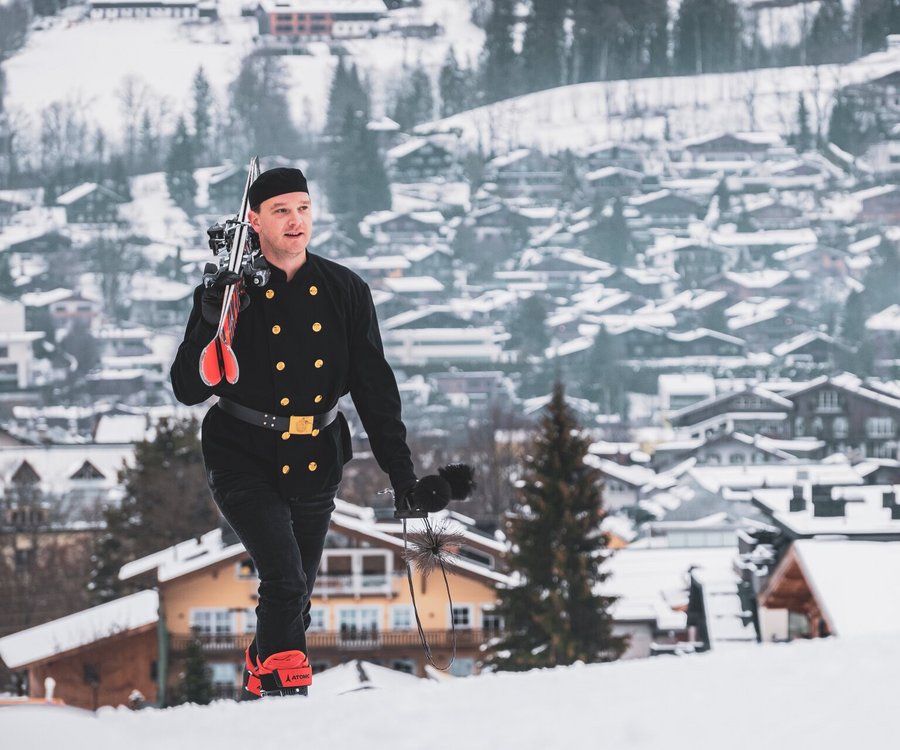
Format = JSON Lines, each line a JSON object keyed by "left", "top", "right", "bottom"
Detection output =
{"left": 56, "top": 183, "right": 126, "bottom": 224}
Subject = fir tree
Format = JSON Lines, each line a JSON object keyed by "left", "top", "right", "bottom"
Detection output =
{"left": 808, "top": 0, "right": 848, "bottom": 64}
{"left": 484, "top": 383, "right": 627, "bottom": 670}
{"left": 715, "top": 177, "right": 732, "bottom": 214}
{"left": 507, "top": 294, "right": 550, "bottom": 358}
{"left": 583, "top": 325, "right": 628, "bottom": 418}
{"left": 88, "top": 417, "right": 217, "bottom": 604}
{"left": 328, "top": 105, "right": 391, "bottom": 218}
{"left": 439, "top": 47, "right": 469, "bottom": 117}
{"left": 674, "top": 0, "right": 741, "bottom": 74}
{"left": 520, "top": 0, "right": 567, "bottom": 92}
{"left": 827, "top": 93, "right": 862, "bottom": 153}
{"left": 165, "top": 116, "right": 197, "bottom": 210}
{"left": 391, "top": 63, "right": 434, "bottom": 130}
{"left": 796, "top": 93, "right": 812, "bottom": 151}
{"left": 191, "top": 66, "right": 214, "bottom": 165}
{"left": 176, "top": 633, "right": 213, "bottom": 706}
{"left": 325, "top": 60, "right": 370, "bottom": 136}
{"left": 840, "top": 289, "right": 866, "bottom": 343}
{"left": 226, "top": 54, "right": 300, "bottom": 160}
{"left": 481, "top": 0, "right": 519, "bottom": 103}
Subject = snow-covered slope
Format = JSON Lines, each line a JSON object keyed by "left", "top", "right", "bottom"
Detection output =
{"left": 3, "top": 634, "right": 896, "bottom": 749}
{"left": 421, "top": 48, "right": 900, "bottom": 153}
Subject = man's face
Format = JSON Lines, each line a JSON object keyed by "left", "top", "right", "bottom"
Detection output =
{"left": 248, "top": 192, "right": 313, "bottom": 262}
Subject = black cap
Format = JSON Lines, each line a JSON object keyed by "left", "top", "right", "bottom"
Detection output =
{"left": 249, "top": 167, "right": 309, "bottom": 209}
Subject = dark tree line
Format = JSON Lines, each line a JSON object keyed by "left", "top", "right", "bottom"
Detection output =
{"left": 476, "top": 0, "right": 900, "bottom": 103}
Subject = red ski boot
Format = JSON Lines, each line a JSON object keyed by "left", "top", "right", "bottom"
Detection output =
{"left": 256, "top": 650, "right": 312, "bottom": 697}
{"left": 242, "top": 642, "right": 262, "bottom": 700}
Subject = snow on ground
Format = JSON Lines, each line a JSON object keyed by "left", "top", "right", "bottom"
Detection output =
{"left": 3, "top": 0, "right": 481, "bottom": 146}
{"left": 424, "top": 47, "right": 900, "bottom": 154}
{"left": 2, "top": 634, "right": 897, "bottom": 749}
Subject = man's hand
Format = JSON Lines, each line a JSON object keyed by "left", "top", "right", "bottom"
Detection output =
{"left": 201, "top": 264, "right": 248, "bottom": 326}
{"left": 393, "top": 479, "right": 425, "bottom": 519}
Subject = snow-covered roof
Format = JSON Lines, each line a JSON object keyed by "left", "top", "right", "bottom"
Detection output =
{"left": 55, "top": 183, "right": 99, "bottom": 206}
{"left": 0, "top": 590, "right": 158, "bottom": 669}
{"left": 382, "top": 276, "right": 444, "bottom": 294}
{"left": 258, "top": 0, "right": 386, "bottom": 13}
{"left": 313, "top": 659, "right": 431, "bottom": 695}
{"left": 691, "top": 459, "right": 865, "bottom": 494}
{"left": 753, "top": 483, "right": 900, "bottom": 537}
{"left": 866, "top": 304, "right": 900, "bottom": 332}
{"left": 789, "top": 539, "right": 900, "bottom": 637}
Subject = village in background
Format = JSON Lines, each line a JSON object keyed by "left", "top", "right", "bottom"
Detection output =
{"left": 0, "top": 0, "right": 899, "bottom": 713}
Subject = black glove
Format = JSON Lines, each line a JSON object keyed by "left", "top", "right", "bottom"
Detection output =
{"left": 200, "top": 264, "right": 248, "bottom": 326}
{"left": 393, "top": 479, "right": 425, "bottom": 519}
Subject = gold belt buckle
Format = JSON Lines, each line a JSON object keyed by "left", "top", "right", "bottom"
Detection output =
{"left": 289, "top": 415, "right": 314, "bottom": 435}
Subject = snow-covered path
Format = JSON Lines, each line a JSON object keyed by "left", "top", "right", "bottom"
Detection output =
{"left": 2, "top": 634, "right": 895, "bottom": 749}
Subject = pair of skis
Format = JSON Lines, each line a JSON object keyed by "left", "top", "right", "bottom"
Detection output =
{"left": 199, "top": 157, "right": 262, "bottom": 387}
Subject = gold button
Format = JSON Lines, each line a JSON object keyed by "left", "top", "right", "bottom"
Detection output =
{"left": 311, "top": 428, "right": 320, "bottom": 437}
{"left": 280, "top": 397, "right": 290, "bottom": 406}
{"left": 282, "top": 465, "right": 290, "bottom": 475}
{"left": 276, "top": 361, "right": 285, "bottom": 371}
{"left": 266, "top": 289, "right": 275, "bottom": 299}
{"left": 314, "top": 359, "right": 324, "bottom": 368}
{"left": 272, "top": 325, "right": 281, "bottom": 335}
{"left": 314, "top": 394, "right": 323, "bottom": 404}
{"left": 308, "top": 462, "right": 317, "bottom": 472}
{"left": 309, "top": 285, "right": 318, "bottom": 296}
{"left": 312, "top": 322, "right": 322, "bottom": 333}
{"left": 281, "top": 432, "right": 290, "bottom": 440}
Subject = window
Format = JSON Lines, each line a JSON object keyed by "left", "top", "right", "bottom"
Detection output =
{"left": 811, "top": 417, "right": 824, "bottom": 437}
{"left": 794, "top": 416, "right": 805, "bottom": 436}
{"left": 392, "top": 659, "right": 416, "bottom": 674}
{"left": 243, "top": 609, "right": 257, "bottom": 634}
{"left": 866, "top": 417, "right": 895, "bottom": 438}
{"left": 482, "top": 607, "right": 504, "bottom": 632}
{"left": 391, "top": 605, "right": 414, "bottom": 631}
{"left": 338, "top": 607, "right": 381, "bottom": 638}
{"left": 189, "top": 609, "right": 235, "bottom": 635}
{"left": 209, "top": 662, "right": 239, "bottom": 686}
{"left": 818, "top": 391, "right": 840, "bottom": 411}
{"left": 832, "top": 417, "right": 849, "bottom": 439}
{"left": 729, "top": 453, "right": 745, "bottom": 464}
{"left": 0, "top": 345, "right": 8, "bottom": 358}
{"left": 236, "top": 558, "right": 257, "bottom": 579}
{"left": 451, "top": 605, "right": 473, "bottom": 629}
{"left": 449, "top": 658, "right": 475, "bottom": 677}
{"left": 308, "top": 607, "right": 327, "bottom": 632}
{"left": 72, "top": 461, "right": 104, "bottom": 480}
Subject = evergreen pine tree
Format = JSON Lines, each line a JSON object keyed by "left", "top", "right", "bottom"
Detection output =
{"left": 507, "top": 294, "right": 550, "bottom": 358}
{"left": 796, "top": 93, "right": 812, "bottom": 151}
{"left": 481, "top": 0, "right": 519, "bottom": 103}
{"left": 520, "top": 0, "right": 567, "bottom": 92}
{"left": 583, "top": 325, "right": 628, "bottom": 418}
{"left": 325, "top": 59, "right": 370, "bottom": 136}
{"left": 715, "top": 177, "right": 732, "bottom": 214}
{"left": 139, "top": 109, "right": 159, "bottom": 173}
{"left": 439, "top": 47, "right": 469, "bottom": 117}
{"left": 827, "top": 93, "right": 861, "bottom": 152}
{"left": 808, "top": 0, "right": 848, "bottom": 64}
{"left": 862, "top": 238, "right": 900, "bottom": 314}
{"left": 391, "top": 63, "right": 434, "bottom": 130}
{"left": 192, "top": 66, "right": 214, "bottom": 165}
{"left": 165, "top": 116, "right": 197, "bottom": 210}
{"left": 674, "top": 0, "right": 741, "bottom": 74}
{"left": 607, "top": 197, "right": 630, "bottom": 265}
{"left": 840, "top": 289, "right": 866, "bottom": 343}
{"left": 177, "top": 633, "right": 213, "bottom": 706}
{"left": 0, "top": 252, "right": 16, "bottom": 296}
{"left": 226, "top": 54, "right": 300, "bottom": 160}
{"left": 88, "top": 417, "right": 217, "bottom": 604}
{"left": 328, "top": 105, "right": 391, "bottom": 218}
{"left": 484, "top": 383, "right": 627, "bottom": 670}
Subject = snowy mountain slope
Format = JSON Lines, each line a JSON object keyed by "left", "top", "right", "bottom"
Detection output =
{"left": 422, "top": 48, "right": 900, "bottom": 154}
{"left": 2, "top": 634, "right": 896, "bottom": 749}
{"left": 2, "top": 0, "right": 481, "bottom": 142}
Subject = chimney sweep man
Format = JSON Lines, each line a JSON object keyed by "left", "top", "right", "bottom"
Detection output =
{"left": 170, "top": 167, "right": 418, "bottom": 697}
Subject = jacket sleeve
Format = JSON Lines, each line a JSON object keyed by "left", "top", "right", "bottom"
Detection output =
{"left": 348, "top": 282, "right": 416, "bottom": 490}
{"left": 169, "top": 285, "right": 217, "bottom": 406}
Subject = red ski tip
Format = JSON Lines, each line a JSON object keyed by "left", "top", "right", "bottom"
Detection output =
{"left": 199, "top": 338, "right": 240, "bottom": 386}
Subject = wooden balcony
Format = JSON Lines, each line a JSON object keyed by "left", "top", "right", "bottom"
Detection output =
{"left": 169, "top": 629, "right": 494, "bottom": 656}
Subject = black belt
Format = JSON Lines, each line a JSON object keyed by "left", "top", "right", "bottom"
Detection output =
{"left": 217, "top": 398, "right": 339, "bottom": 436}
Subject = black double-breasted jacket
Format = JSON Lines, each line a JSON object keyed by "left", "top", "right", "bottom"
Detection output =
{"left": 170, "top": 252, "right": 415, "bottom": 498}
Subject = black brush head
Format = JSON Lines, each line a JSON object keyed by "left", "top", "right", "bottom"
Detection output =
{"left": 438, "top": 463, "right": 476, "bottom": 500}
{"left": 412, "top": 475, "right": 452, "bottom": 512}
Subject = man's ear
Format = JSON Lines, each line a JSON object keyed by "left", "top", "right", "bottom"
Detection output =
{"left": 248, "top": 209, "right": 261, "bottom": 232}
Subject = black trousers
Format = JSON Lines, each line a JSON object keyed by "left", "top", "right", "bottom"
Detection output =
{"left": 207, "top": 468, "right": 336, "bottom": 663}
